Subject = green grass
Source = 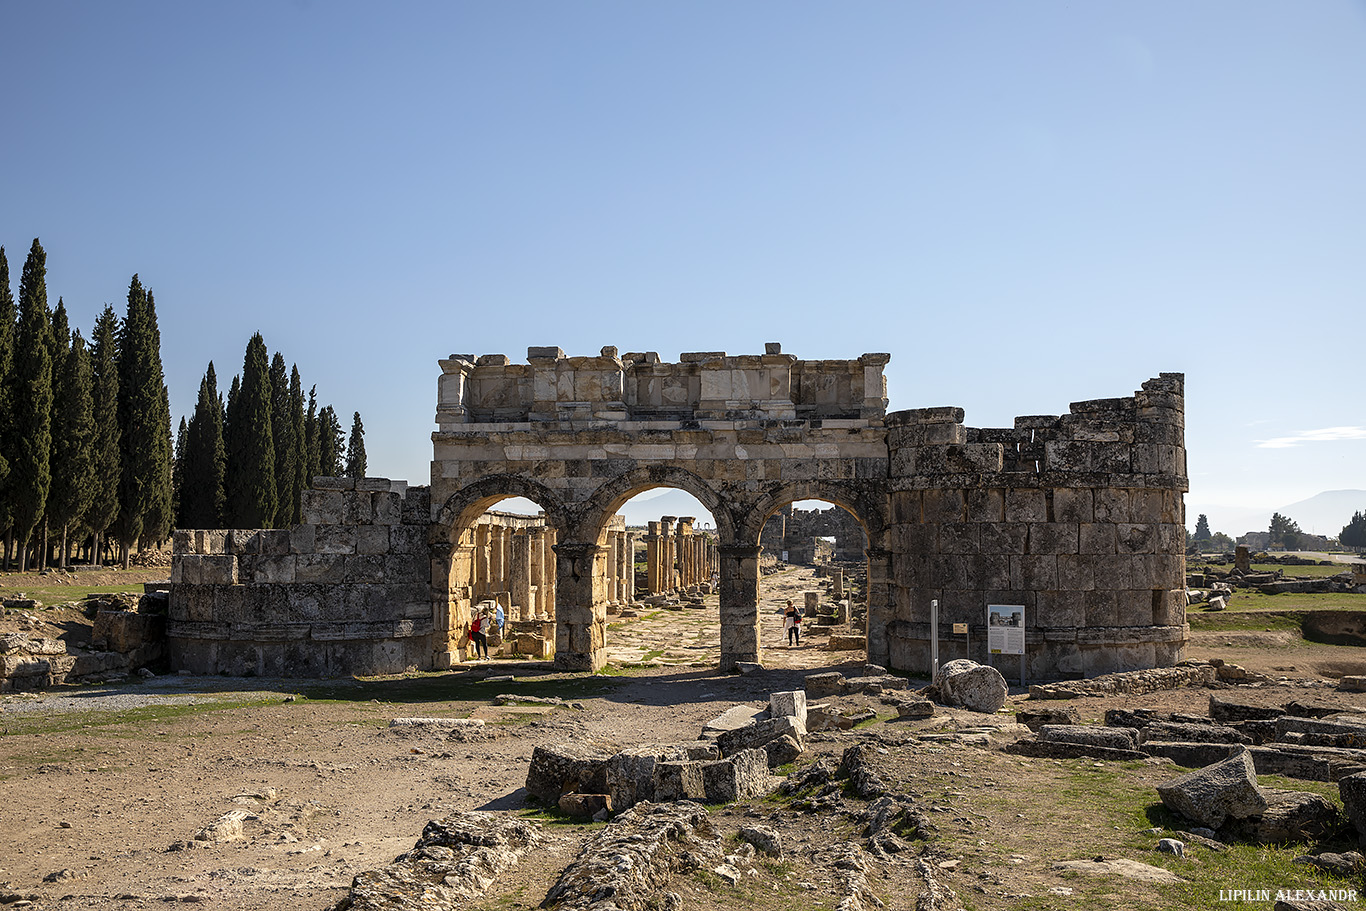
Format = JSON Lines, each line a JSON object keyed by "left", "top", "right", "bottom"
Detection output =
{"left": 1192, "top": 591, "right": 1366, "bottom": 613}
{"left": 302, "top": 670, "right": 625, "bottom": 704}
{"left": 0, "top": 580, "right": 146, "bottom": 607}
{"left": 1187, "top": 612, "right": 1306, "bottom": 633}
{"left": 0, "top": 695, "right": 280, "bottom": 738}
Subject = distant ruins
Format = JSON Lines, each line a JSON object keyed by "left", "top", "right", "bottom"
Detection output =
{"left": 169, "top": 345, "right": 1189, "bottom": 680}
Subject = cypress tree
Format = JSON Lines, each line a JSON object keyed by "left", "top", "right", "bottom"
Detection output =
{"left": 39, "top": 297, "right": 72, "bottom": 568}
{"left": 86, "top": 306, "right": 121, "bottom": 566}
{"left": 269, "top": 352, "right": 295, "bottom": 527}
{"left": 179, "top": 362, "right": 226, "bottom": 528}
{"left": 225, "top": 333, "right": 276, "bottom": 528}
{"left": 112, "top": 276, "right": 171, "bottom": 565}
{"left": 12, "top": 240, "right": 54, "bottom": 571}
{"left": 173, "top": 415, "right": 188, "bottom": 525}
{"left": 288, "top": 366, "right": 306, "bottom": 525}
{"left": 141, "top": 292, "right": 174, "bottom": 547}
{"left": 0, "top": 247, "right": 15, "bottom": 568}
{"left": 317, "top": 405, "right": 342, "bottom": 477}
{"left": 49, "top": 331, "right": 95, "bottom": 568}
{"left": 345, "top": 412, "right": 367, "bottom": 478}
{"left": 304, "top": 385, "right": 320, "bottom": 484}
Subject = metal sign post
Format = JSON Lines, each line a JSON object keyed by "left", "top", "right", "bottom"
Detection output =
{"left": 930, "top": 599, "right": 939, "bottom": 679}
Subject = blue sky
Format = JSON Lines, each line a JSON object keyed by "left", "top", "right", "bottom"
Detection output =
{"left": 3, "top": 2, "right": 1363, "bottom": 537}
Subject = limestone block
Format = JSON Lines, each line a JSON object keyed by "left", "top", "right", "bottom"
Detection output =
{"left": 828, "top": 634, "right": 865, "bottom": 651}
{"left": 1030, "top": 523, "right": 1079, "bottom": 555}
{"left": 1040, "top": 724, "right": 1139, "bottom": 751}
{"left": 295, "top": 553, "right": 346, "bottom": 583}
{"left": 372, "top": 491, "right": 402, "bottom": 525}
{"left": 384, "top": 553, "right": 429, "bottom": 583}
{"left": 251, "top": 555, "right": 296, "bottom": 585}
{"left": 768, "top": 691, "right": 807, "bottom": 726}
{"left": 302, "top": 489, "right": 344, "bottom": 525}
{"left": 805, "top": 672, "right": 846, "bottom": 699}
{"left": 343, "top": 490, "right": 373, "bottom": 524}
{"left": 343, "top": 555, "right": 385, "bottom": 584}
{"left": 1223, "top": 789, "right": 1340, "bottom": 845}
{"left": 1156, "top": 748, "right": 1268, "bottom": 829}
{"left": 315, "top": 526, "right": 356, "bottom": 555}
{"left": 181, "top": 554, "right": 239, "bottom": 586}
{"left": 803, "top": 591, "right": 820, "bottom": 614}
{"left": 388, "top": 524, "right": 427, "bottom": 554}
{"left": 526, "top": 743, "right": 615, "bottom": 804}
{"left": 653, "top": 761, "right": 708, "bottom": 801}
{"left": 289, "top": 524, "right": 317, "bottom": 554}
{"left": 312, "top": 476, "right": 354, "bottom": 490}
{"left": 701, "top": 749, "right": 771, "bottom": 802}
{"left": 980, "top": 523, "right": 1029, "bottom": 556}
{"left": 558, "top": 792, "right": 611, "bottom": 820}
{"left": 716, "top": 716, "right": 806, "bottom": 760}
{"left": 400, "top": 487, "right": 431, "bottom": 525}
{"left": 355, "top": 525, "right": 390, "bottom": 555}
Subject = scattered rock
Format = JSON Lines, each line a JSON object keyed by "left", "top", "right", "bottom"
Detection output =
{"left": 738, "top": 824, "right": 782, "bottom": 857}
{"left": 1155, "top": 838, "right": 1184, "bottom": 857}
{"left": 1156, "top": 748, "right": 1268, "bottom": 829}
{"left": 1051, "top": 857, "right": 1185, "bottom": 884}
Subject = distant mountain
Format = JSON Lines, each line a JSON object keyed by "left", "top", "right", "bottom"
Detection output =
{"left": 1188, "top": 489, "right": 1366, "bottom": 539}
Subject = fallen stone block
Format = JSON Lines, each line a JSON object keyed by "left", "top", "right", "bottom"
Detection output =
{"left": 1339, "top": 771, "right": 1366, "bottom": 847}
{"left": 807, "top": 704, "right": 858, "bottom": 731}
{"left": 935, "top": 659, "right": 1007, "bottom": 713}
{"left": 1338, "top": 676, "right": 1366, "bottom": 693}
{"left": 1209, "top": 695, "right": 1284, "bottom": 724}
{"left": 1142, "top": 722, "right": 1252, "bottom": 746}
{"left": 606, "top": 744, "right": 721, "bottom": 810}
{"left": 763, "top": 734, "right": 803, "bottom": 767}
{"left": 1040, "top": 724, "right": 1139, "bottom": 751}
{"left": 525, "top": 742, "right": 615, "bottom": 805}
{"left": 702, "top": 704, "right": 766, "bottom": 735}
{"left": 769, "top": 690, "right": 807, "bottom": 726}
{"left": 1156, "top": 748, "right": 1268, "bottom": 829}
{"left": 715, "top": 715, "right": 805, "bottom": 760}
{"left": 1141, "top": 741, "right": 1240, "bottom": 768}
{"left": 1004, "top": 739, "right": 1148, "bottom": 762}
{"left": 1016, "top": 705, "right": 1080, "bottom": 731}
{"left": 892, "top": 697, "right": 935, "bottom": 720}
{"left": 1221, "top": 789, "right": 1340, "bottom": 845}
{"left": 804, "top": 672, "right": 846, "bottom": 700}
{"left": 1030, "top": 665, "right": 1216, "bottom": 700}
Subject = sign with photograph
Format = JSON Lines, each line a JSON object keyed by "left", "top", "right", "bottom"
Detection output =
{"left": 987, "top": 604, "right": 1025, "bottom": 655}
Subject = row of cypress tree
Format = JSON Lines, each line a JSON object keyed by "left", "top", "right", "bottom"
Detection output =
{"left": 174, "top": 334, "right": 366, "bottom": 530}
{"left": 0, "top": 239, "right": 171, "bottom": 570}
{"left": 0, "top": 238, "right": 368, "bottom": 571}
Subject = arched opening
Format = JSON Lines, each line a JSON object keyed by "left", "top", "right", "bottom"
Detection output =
{"left": 581, "top": 475, "right": 724, "bottom": 669}
{"left": 432, "top": 477, "right": 567, "bottom": 668}
{"left": 743, "top": 483, "right": 891, "bottom": 670}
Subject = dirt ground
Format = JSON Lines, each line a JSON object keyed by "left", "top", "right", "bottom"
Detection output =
{"left": 4, "top": 567, "right": 1366, "bottom": 910}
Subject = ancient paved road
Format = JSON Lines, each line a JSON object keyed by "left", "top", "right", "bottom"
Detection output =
{"left": 598, "top": 564, "right": 865, "bottom": 671}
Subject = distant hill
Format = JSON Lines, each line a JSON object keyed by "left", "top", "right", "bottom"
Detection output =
{"left": 1189, "top": 489, "right": 1366, "bottom": 539}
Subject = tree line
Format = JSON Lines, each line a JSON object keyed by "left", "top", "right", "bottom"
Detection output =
{"left": 0, "top": 238, "right": 365, "bottom": 572}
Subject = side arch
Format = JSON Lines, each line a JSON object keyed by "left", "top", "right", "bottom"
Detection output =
{"left": 434, "top": 474, "right": 570, "bottom": 541}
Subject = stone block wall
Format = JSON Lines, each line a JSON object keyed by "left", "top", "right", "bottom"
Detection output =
{"left": 168, "top": 478, "right": 434, "bottom": 677}
{"left": 884, "top": 374, "right": 1188, "bottom": 679}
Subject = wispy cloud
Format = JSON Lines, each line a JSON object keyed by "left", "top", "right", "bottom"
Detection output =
{"left": 1255, "top": 426, "right": 1366, "bottom": 449}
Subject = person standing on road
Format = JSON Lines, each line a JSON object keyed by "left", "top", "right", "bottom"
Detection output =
{"left": 783, "top": 600, "right": 801, "bottom": 647}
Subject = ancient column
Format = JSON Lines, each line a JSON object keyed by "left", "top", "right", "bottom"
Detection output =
{"left": 718, "top": 544, "right": 762, "bottom": 671}
{"left": 864, "top": 545, "right": 894, "bottom": 667}
{"left": 430, "top": 538, "right": 459, "bottom": 669}
{"left": 624, "top": 531, "right": 637, "bottom": 603}
{"left": 604, "top": 530, "right": 619, "bottom": 610}
{"left": 474, "top": 524, "right": 492, "bottom": 600}
{"left": 528, "top": 527, "right": 545, "bottom": 619}
{"left": 552, "top": 540, "right": 607, "bottom": 672}
{"left": 645, "top": 522, "right": 661, "bottom": 594}
{"left": 660, "top": 517, "right": 676, "bottom": 592}
{"left": 543, "top": 528, "right": 558, "bottom": 620}
{"left": 510, "top": 530, "right": 531, "bottom": 622}
{"left": 677, "top": 518, "right": 694, "bottom": 588}
{"left": 488, "top": 525, "right": 506, "bottom": 594}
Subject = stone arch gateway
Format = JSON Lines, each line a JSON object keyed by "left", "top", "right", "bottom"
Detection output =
{"left": 167, "top": 344, "right": 1188, "bottom": 681}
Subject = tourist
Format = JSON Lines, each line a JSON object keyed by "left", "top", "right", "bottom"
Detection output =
{"left": 470, "top": 611, "right": 489, "bottom": 660}
{"left": 783, "top": 600, "right": 801, "bottom": 647}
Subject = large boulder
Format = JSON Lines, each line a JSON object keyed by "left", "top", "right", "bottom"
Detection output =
{"left": 934, "top": 659, "right": 1008, "bottom": 713}
{"left": 1156, "top": 747, "right": 1268, "bottom": 829}
{"left": 525, "top": 742, "right": 615, "bottom": 805}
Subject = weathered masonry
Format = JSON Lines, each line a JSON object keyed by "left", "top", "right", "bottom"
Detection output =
{"left": 169, "top": 345, "right": 1189, "bottom": 680}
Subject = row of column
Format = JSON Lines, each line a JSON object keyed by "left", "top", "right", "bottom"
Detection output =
{"left": 472, "top": 523, "right": 558, "bottom": 621}
{"left": 602, "top": 527, "right": 635, "bottom": 608}
{"left": 643, "top": 516, "right": 718, "bottom": 594}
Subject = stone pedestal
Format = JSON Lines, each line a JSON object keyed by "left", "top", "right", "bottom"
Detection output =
{"left": 865, "top": 546, "right": 892, "bottom": 666}
{"left": 553, "top": 541, "right": 606, "bottom": 671}
{"left": 719, "top": 545, "right": 762, "bottom": 671}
